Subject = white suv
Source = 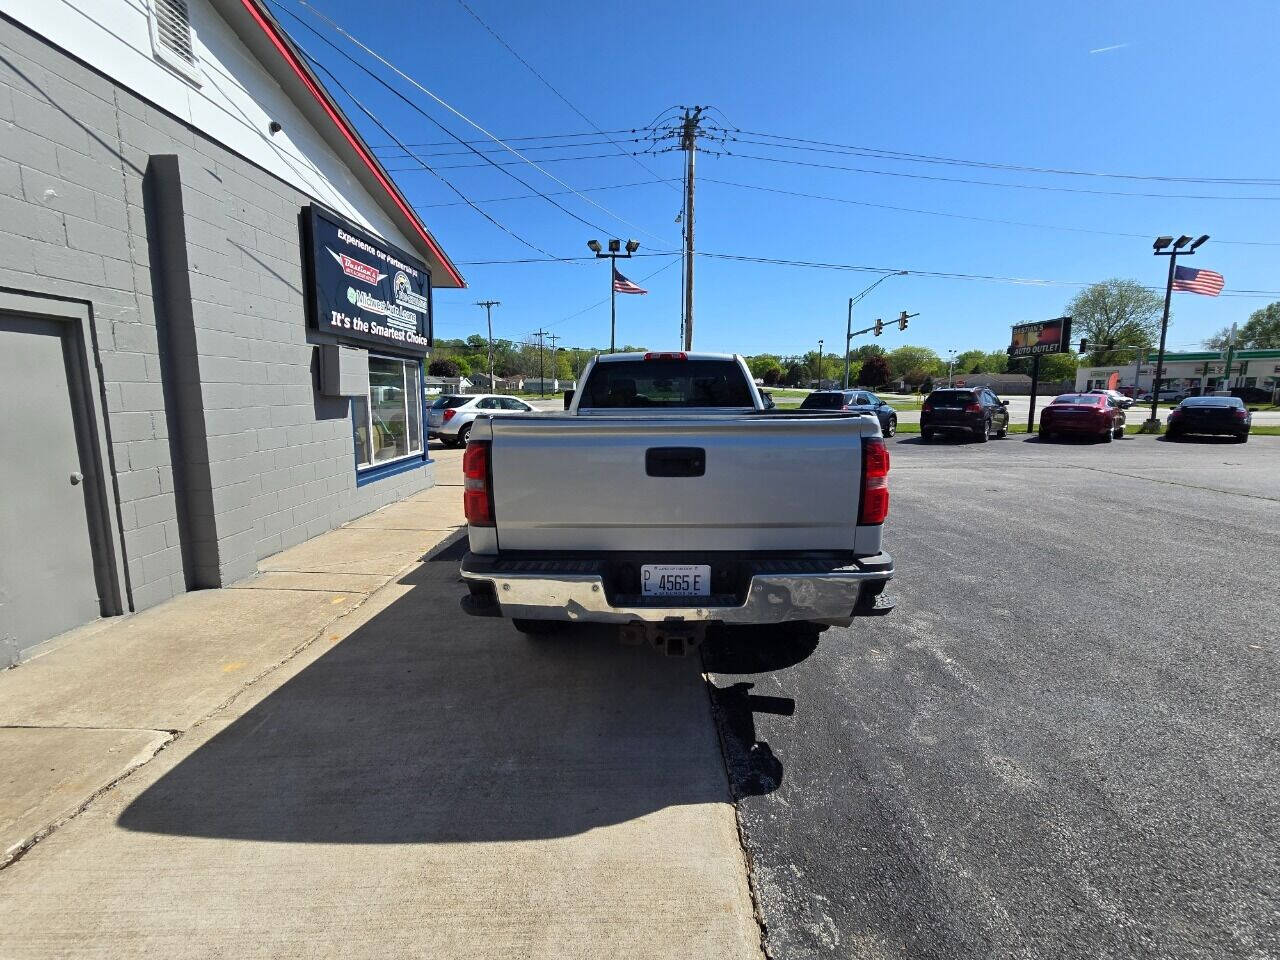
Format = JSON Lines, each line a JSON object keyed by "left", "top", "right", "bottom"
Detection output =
{"left": 427, "top": 394, "right": 535, "bottom": 447}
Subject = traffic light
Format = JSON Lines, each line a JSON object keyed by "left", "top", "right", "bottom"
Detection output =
{"left": 897, "top": 310, "right": 909, "bottom": 331}
{"left": 1080, "top": 339, "right": 1089, "bottom": 352}
{"left": 874, "top": 318, "right": 884, "bottom": 336}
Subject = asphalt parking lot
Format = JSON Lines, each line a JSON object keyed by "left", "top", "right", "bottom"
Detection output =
{"left": 706, "top": 433, "right": 1280, "bottom": 959}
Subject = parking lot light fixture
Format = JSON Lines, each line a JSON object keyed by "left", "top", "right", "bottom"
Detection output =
{"left": 587, "top": 239, "right": 602, "bottom": 253}
{"left": 1148, "top": 233, "right": 1207, "bottom": 427}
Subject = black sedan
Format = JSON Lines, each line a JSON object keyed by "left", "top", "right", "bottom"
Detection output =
{"left": 1165, "top": 396, "right": 1253, "bottom": 443}
{"left": 800, "top": 389, "right": 898, "bottom": 437}
{"left": 921, "top": 387, "right": 1010, "bottom": 442}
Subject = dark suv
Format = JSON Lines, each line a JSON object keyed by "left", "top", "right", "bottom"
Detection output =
{"left": 921, "top": 387, "right": 1010, "bottom": 442}
{"left": 799, "top": 389, "right": 898, "bottom": 436}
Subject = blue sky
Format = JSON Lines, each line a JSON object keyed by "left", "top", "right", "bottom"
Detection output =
{"left": 279, "top": 0, "right": 1279, "bottom": 357}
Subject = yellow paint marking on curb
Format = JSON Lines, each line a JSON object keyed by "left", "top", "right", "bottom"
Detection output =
{"left": 330, "top": 595, "right": 348, "bottom": 604}
{"left": 221, "top": 661, "right": 246, "bottom": 673}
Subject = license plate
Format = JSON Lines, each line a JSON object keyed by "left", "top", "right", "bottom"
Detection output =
{"left": 641, "top": 564, "right": 711, "bottom": 598}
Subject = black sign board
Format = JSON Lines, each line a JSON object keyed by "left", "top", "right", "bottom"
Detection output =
{"left": 303, "top": 205, "right": 432, "bottom": 354}
{"left": 1009, "top": 316, "right": 1072, "bottom": 357}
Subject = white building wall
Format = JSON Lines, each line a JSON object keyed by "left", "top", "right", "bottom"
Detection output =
{"left": 0, "top": 0, "right": 418, "bottom": 252}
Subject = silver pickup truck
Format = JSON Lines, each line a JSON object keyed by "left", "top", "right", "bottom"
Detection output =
{"left": 458, "top": 351, "right": 894, "bottom": 652}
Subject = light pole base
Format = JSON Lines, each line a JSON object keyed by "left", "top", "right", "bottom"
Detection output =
{"left": 1138, "top": 418, "right": 1162, "bottom": 434}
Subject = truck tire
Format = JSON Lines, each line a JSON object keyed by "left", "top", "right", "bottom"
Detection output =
{"left": 976, "top": 419, "right": 990, "bottom": 442}
{"left": 1101, "top": 427, "right": 1113, "bottom": 443}
{"left": 457, "top": 423, "right": 472, "bottom": 445}
{"left": 885, "top": 416, "right": 897, "bottom": 437}
{"left": 512, "top": 618, "right": 560, "bottom": 636}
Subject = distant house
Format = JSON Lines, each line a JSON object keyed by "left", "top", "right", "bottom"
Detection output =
{"left": 423, "top": 375, "right": 471, "bottom": 395}
{"left": 947, "top": 373, "right": 1073, "bottom": 396}
{"left": 514, "top": 377, "right": 570, "bottom": 393}
{"left": 468, "top": 372, "right": 507, "bottom": 390}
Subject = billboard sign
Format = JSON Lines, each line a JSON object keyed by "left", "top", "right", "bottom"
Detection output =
{"left": 1009, "top": 317, "right": 1072, "bottom": 357}
{"left": 303, "top": 205, "right": 432, "bottom": 354}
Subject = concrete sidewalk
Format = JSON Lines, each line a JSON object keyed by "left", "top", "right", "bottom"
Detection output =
{"left": 0, "top": 445, "right": 760, "bottom": 959}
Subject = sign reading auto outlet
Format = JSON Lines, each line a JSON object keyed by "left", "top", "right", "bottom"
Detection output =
{"left": 304, "top": 205, "right": 432, "bottom": 353}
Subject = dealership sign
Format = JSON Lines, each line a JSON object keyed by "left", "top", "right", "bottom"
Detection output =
{"left": 304, "top": 205, "right": 432, "bottom": 354}
{"left": 1009, "top": 316, "right": 1072, "bottom": 357}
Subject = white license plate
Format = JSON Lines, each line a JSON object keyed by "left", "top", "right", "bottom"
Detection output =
{"left": 641, "top": 564, "right": 711, "bottom": 597}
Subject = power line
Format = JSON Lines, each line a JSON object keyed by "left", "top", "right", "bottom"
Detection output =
{"left": 273, "top": 1, "right": 622, "bottom": 238}
{"left": 382, "top": 151, "right": 646, "bottom": 172}
{"left": 291, "top": 39, "right": 562, "bottom": 261}
{"left": 546, "top": 257, "right": 682, "bottom": 329}
{"left": 453, "top": 0, "right": 678, "bottom": 192}
{"left": 706, "top": 126, "right": 1280, "bottom": 187}
{"left": 373, "top": 136, "right": 651, "bottom": 160}
{"left": 701, "top": 176, "right": 1280, "bottom": 248}
{"left": 291, "top": 0, "right": 671, "bottom": 244}
{"left": 370, "top": 129, "right": 636, "bottom": 151}
{"left": 716, "top": 149, "right": 1280, "bottom": 202}
{"left": 417, "top": 177, "right": 679, "bottom": 209}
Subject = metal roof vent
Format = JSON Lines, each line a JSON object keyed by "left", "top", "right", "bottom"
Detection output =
{"left": 149, "top": 0, "right": 201, "bottom": 81}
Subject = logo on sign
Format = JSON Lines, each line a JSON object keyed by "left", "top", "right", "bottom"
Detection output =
{"left": 393, "top": 271, "right": 429, "bottom": 313}
{"left": 326, "top": 247, "right": 385, "bottom": 286}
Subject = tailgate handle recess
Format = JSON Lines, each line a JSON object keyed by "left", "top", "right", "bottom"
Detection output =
{"left": 646, "top": 447, "right": 706, "bottom": 477}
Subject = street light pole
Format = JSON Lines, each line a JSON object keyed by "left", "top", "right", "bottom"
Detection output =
{"left": 844, "top": 271, "right": 908, "bottom": 389}
{"left": 817, "top": 339, "right": 824, "bottom": 387}
{"left": 587, "top": 239, "right": 639, "bottom": 353}
{"left": 475, "top": 300, "right": 500, "bottom": 390}
{"left": 1149, "top": 234, "right": 1208, "bottom": 426}
{"left": 947, "top": 349, "right": 957, "bottom": 387}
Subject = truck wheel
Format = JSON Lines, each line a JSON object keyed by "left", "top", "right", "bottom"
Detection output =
{"left": 512, "top": 618, "right": 559, "bottom": 636}
{"left": 976, "top": 419, "right": 990, "bottom": 442}
{"left": 885, "top": 416, "right": 897, "bottom": 437}
{"left": 996, "top": 422, "right": 1008, "bottom": 439}
{"left": 1101, "top": 427, "right": 1113, "bottom": 443}
{"left": 1113, "top": 425, "right": 1125, "bottom": 439}
{"left": 457, "top": 423, "right": 472, "bottom": 445}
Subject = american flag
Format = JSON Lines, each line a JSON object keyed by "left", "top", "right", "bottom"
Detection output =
{"left": 613, "top": 267, "right": 647, "bottom": 295}
{"left": 1172, "top": 265, "right": 1225, "bottom": 296}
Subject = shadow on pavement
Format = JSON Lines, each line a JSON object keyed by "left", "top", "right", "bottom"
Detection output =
{"left": 700, "top": 625, "right": 816, "bottom": 801}
{"left": 118, "top": 538, "right": 728, "bottom": 843}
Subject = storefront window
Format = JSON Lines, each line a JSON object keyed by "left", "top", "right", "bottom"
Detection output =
{"left": 352, "top": 355, "right": 423, "bottom": 470}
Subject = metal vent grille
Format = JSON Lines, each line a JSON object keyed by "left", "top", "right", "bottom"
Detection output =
{"left": 153, "top": 0, "right": 196, "bottom": 66}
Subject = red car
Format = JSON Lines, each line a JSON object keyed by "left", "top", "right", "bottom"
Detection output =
{"left": 1038, "top": 393, "right": 1126, "bottom": 442}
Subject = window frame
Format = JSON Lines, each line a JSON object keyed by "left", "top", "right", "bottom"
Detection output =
{"left": 353, "top": 353, "right": 426, "bottom": 475}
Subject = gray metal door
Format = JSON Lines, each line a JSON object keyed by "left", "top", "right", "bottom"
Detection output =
{"left": 0, "top": 314, "right": 103, "bottom": 658}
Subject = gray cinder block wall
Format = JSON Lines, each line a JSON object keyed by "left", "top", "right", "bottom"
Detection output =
{"left": 0, "top": 17, "right": 435, "bottom": 613}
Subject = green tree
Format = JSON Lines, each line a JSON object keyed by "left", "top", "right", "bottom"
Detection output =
{"left": 746, "top": 354, "right": 784, "bottom": 382}
{"left": 785, "top": 363, "right": 811, "bottom": 386}
{"left": 1213, "top": 303, "right": 1280, "bottom": 349}
{"left": 1008, "top": 350, "right": 1078, "bottom": 382}
{"left": 886, "top": 345, "right": 942, "bottom": 381}
{"left": 762, "top": 366, "right": 781, "bottom": 386}
{"left": 850, "top": 344, "right": 886, "bottom": 362}
{"left": 1066, "top": 279, "right": 1165, "bottom": 364}
{"left": 953, "top": 349, "right": 988, "bottom": 375}
{"left": 857, "top": 354, "right": 891, "bottom": 386}
{"left": 428, "top": 357, "right": 460, "bottom": 378}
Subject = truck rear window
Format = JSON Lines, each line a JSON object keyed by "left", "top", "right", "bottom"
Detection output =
{"left": 579, "top": 360, "right": 754, "bottom": 408}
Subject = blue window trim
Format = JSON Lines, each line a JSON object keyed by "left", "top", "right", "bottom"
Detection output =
{"left": 356, "top": 452, "right": 429, "bottom": 487}
{"left": 352, "top": 355, "right": 431, "bottom": 486}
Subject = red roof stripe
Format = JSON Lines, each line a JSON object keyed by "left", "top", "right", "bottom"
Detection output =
{"left": 237, "top": 0, "right": 465, "bottom": 287}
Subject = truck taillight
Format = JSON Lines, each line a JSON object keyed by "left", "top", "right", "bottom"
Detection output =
{"left": 463, "top": 441, "right": 494, "bottom": 526}
{"left": 442, "top": 408, "right": 457, "bottom": 423}
{"left": 1234, "top": 408, "right": 1249, "bottom": 420}
{"left": 859, "top": 438, "right": 890, "bottom": 525}
{"left": 965, "top": 402, "right": 982, "bottom": 414}
{"left": 643, "top": 352, "right": 687, "bottom": 361}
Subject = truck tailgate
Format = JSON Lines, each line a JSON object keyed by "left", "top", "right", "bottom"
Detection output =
{"left": 487, "top": 415, "right": 870, "bottom": 552}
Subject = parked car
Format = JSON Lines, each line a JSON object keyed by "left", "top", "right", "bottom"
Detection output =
{"left": 427, "top": 394, "right": 536, "bottom": 447}
{"left": 457, "top": 352, "right": 896, "bottom": 649}
{"left": 1087, "top": 388, "right": 1134, "bottom": 409}
{"left": 1137, "top": 388, "right": 1187, "bottom": 403}
{"left": 920, "top": 387, "right": 1009, "bottom": 442}
{"left": 1039, "top": 393, "right": 1126, "bottom": 442}
{"left": 1230, "top": 386, "right": 1274, "bottom": 404}
{"left": 800, "top": 389, "right": 898, "bottom": 436}
{"left": 1166, "top": 396, "right": 1252, "bottom": 443}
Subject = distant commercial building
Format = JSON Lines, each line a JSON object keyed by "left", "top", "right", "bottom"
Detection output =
{"left": 1076, "top": 350, "right": 1280, "bottom": 396}
{"left": 0, "top": 0, "right": 464, "bottom": 663}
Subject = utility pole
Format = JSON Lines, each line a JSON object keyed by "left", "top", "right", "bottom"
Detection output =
{"left": 817, "top": 339, "right": 824, "bottom": 387}
{"left": 680, "top": 106, "right": 705, "bottom": 352}
{"left": 475, "top": 300, "right": 500, "bottom": 391}
{"left": 843, "top": 271, "right": 908, "bottom": 389}
{"left": 546, "top": 333, "right": 560, "bottom": 386}
{"left": 531, "top": 328, "right": 549, "bottom": 398}
{"left": 1221, "top": 322, "right": 1237, "bottom": 393}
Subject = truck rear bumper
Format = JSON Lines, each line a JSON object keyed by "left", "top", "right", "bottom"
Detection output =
{"left": 459, "top": 552, "right": 894, "bottom": 625}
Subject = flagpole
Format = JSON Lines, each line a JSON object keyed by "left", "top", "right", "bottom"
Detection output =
{"left": 1148, "top": 234, "right": 1208, "bottom": 427}
{"left": 610, "top": 265, "right": 617, "bottom": 354}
